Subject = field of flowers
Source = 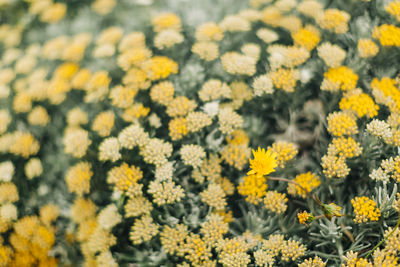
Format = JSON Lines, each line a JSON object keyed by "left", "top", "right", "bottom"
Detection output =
{"left": 1, "top": 0, "right": 400, "bottom": 266}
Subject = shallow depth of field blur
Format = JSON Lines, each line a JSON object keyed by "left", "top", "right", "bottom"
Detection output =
{"left": 1, "top": 0, "right": 400, "bottom": 266}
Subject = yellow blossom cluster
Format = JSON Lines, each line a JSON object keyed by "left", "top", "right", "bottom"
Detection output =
{"left": 372, "top": 24, "right": 400, "bottom": 47}
{"left": 339, "top": 90, "right": 379, "bottom": 118}
{"left": 288, "top": 172, "right": 321, "bottom": 198}
{"left": 254, "top": 234, "right": 306, "bottom": 265}
{"left": 327, "top": 111, "right": 358, "bottom": 136}
{"left": 0, "top": 204, "right": 59, "bottom": 266}
{"left": 351, "top": 196, "right": 381, "bottom": 223}
{"left": 341, "top": 250, "right": 399, "bottom": 267}
{"left": 270, "top": 141, "right": 298, "bottom": 168}
{"left": 238, "top": 174, "right": 268, "bottom": 204}
{"left": 263, "top": 190, "right": 288, "bottom": 214}
{"left": 321, "top": 66, "right": 358, "bottom": 91}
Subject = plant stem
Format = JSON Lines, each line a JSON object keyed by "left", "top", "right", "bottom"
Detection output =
{"left": 365, "top": 215, "right": 400, "bottom": 259}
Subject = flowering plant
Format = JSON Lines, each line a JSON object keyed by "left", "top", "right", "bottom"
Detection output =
{"left": 1, "top": 0, "right": 400, "bottom": 266}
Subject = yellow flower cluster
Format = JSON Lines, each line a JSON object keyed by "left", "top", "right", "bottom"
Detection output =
{"left": 200, "top": 183, "right": 227, "bottom": 210}
{"left": 386, "top": 1, "right": 400, "bottom": 21}
{"left": 292, "top": 25, "right": 321, "bottom": 51}
{"left": 218, "top": 108, "right": 243, "bottom": 135}
{"left": 270, "top": 141, "right": 298, "bottom": 168}
{"left": 255, "top": 234, "right": 306, "bottom": 265}
{"left": 180, "top": 144, "right": 206, "bottom": 168}
{"left": 327, "top": 111, "right": 358, "bottom": 136}
{"left": 317, "top": 9, "right": 350, "bottom": 34}
{"left": 63, "top": 127, "right": 91, "bottom": 158}
{"left": 383, "top": 227, "right": 400, "bottom": 256}
{"left": 371, "top": 77, "right": 400, "bottom": 111}
{"left": 372, "top": 24, "right": 400, "bottom": 47}
{"left": 147, "top": 180, "right": 185, "bottom": 205}
{"left": 288, "top": 172, "right": 321, "bottom": 198}
{"left": 65, "top": 162, "right": 93, "bottom": 196}
{"left": 339, "top": 90, "right": 379, "bottom": 118}
{"left": 26, "top": 0, "right": 66, "bottom": 24}
{"left": 107, "top": 163, "right": 143, "bottom": 193}
{"left": 269, "top": 68, "right": 300, "bottom": 92}
{"left": 317, "top": 42, "right": 346, "bottom": 67}
{"left": 169, "top": 117, "right": 188, "bottom": 140}
{"left": 321, "top": 66, "right": 358, "bottom": 91}
{"left": 124, "top": 195, "right": 153, "bottom": 217}
{"left": 92, "top": 111, "right": 115, "bottom": 137}
{"left": 351, "top": 196, "right": 381, "bottom": 223}
{"left": 192, "top": 41, "right": 219, "bottom": 61}
{"left": 8, "top": 131, "right": 40, "bottom": 158}
{"left": 216, "top": 237, "right": 251, "bottom": 266}
{"left": 329, "top": 137, "right": 362, "bottom": 158}
{"left": 299, "top": 256, "right": 326, "bottom": 267}
{"left": 263, "top": 190, "right": 288, "bottom": 214}
{"left": 357, "top": 39, "right": 379, "bottom": 58}
{"left": 238, "top": 174, "right": 268, "bottom": 204}
{"left": 0, "top": 204, "right": 59, "bottom": 266}
{"left": 221, "top": 52, "right": 257, "bottom": 76}
{"left": 341, "top": 250, "right": 399, "bottom": 267}
{"left": 297, "top": 211, "right": 313, "bottom": 225}
{"left": 92, "top": 0, "right": 116, "bottom": 15}
{"left": 321, "top": 154, "right": 350, "bottom": 178}
{"left": 130, "top": 215, "right": 159, "bottom": 245}
{"left": 70, "top": 197, "right": 119, "bottom": 266}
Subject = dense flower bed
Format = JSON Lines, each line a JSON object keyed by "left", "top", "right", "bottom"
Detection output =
{"left": 1, "top": 0, "right": 400, "bottom": 266}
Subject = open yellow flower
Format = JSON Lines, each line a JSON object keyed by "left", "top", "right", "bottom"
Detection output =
{"left": 247, "top": 147, "right": 277, "bottom": 177}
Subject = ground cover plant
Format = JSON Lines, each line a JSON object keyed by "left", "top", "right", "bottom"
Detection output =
{"left": 1, "top": 0, "right": 400, "bottom": 266}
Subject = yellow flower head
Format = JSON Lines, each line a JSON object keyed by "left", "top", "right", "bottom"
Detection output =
{"left": 351, "top": 196, "right": 381, "bottom": 223}
{"left": 248, "top": 147, "right": 277, "bottom": 177}
{"left": 238, "top": 174, "right": 267, "bottom": 204}
{"left": 386, "top": 1, "right": 400, "bottom": 22}
{"left": 372, "top": 24, "right": 400, "bottom": 47}
{"left": 297, "top": 211, "right": 313, "bottom": 225}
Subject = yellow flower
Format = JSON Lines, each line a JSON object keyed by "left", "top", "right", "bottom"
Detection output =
{"left": 269, "top": 68, "right": 300, "bottom": 92}
{"left": 152, "top": 13, "right": 182, "bottom": 33}
{"left": 372, "top": 24, "right": 400, "bottom": 47}
{"left": 168, "top": 117, "right": 188, "bottom": 140}
{"left": 386, "top": 1, "right": 400, "bottom": 22}
{"left": 92, "top": 0, "right": 116, "bottom": 15}
{"left": 238, "top": 174, "right": 267, "bottom": 204}
{"left": 321, "top": 66, "right": 358, "bottom": 91}
{"left": 299, "top": 256, "right": 326, "bottom": 267}
{"left": 247, "top": 147, "right": 277, "bottom": 177}
{"left": 351, "top": 196, "right": 381, "bottom": 223}
{"left": 65, "top": 162, "right": 93, "bottom": 196}
{"left": 271, "top": 141, "right": 298, "bottom": 168}
{"left": 357, "top": 39, "right": 379, "bottom": 58}
{"left": 297, "top": 211, "right": 313, "bottom": 225}
{"left": 142, "top": 56, "right": 178, "bottom": 81}
{"left": 195, "top": 22, "right": 224, "bottom": 41}
{"left": 40, "top": 3, "right": 67, "bottom": 23}
{"left": 292, "top": 25, "right": 321, "bottom": 51}
{"left": 339, "top": 91, "right": 379, "bottom": 118}
{"left": 327, "top": 111, "right": 358, "bottom": 136}
{"left": 317, "top": 8, "right": 350, "bottom": 34}
{"left": 288, "top": 172, "right": 321, "bottom": 198}
{"left": 264, "top": 191, "right": 288, "bottom": 214}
